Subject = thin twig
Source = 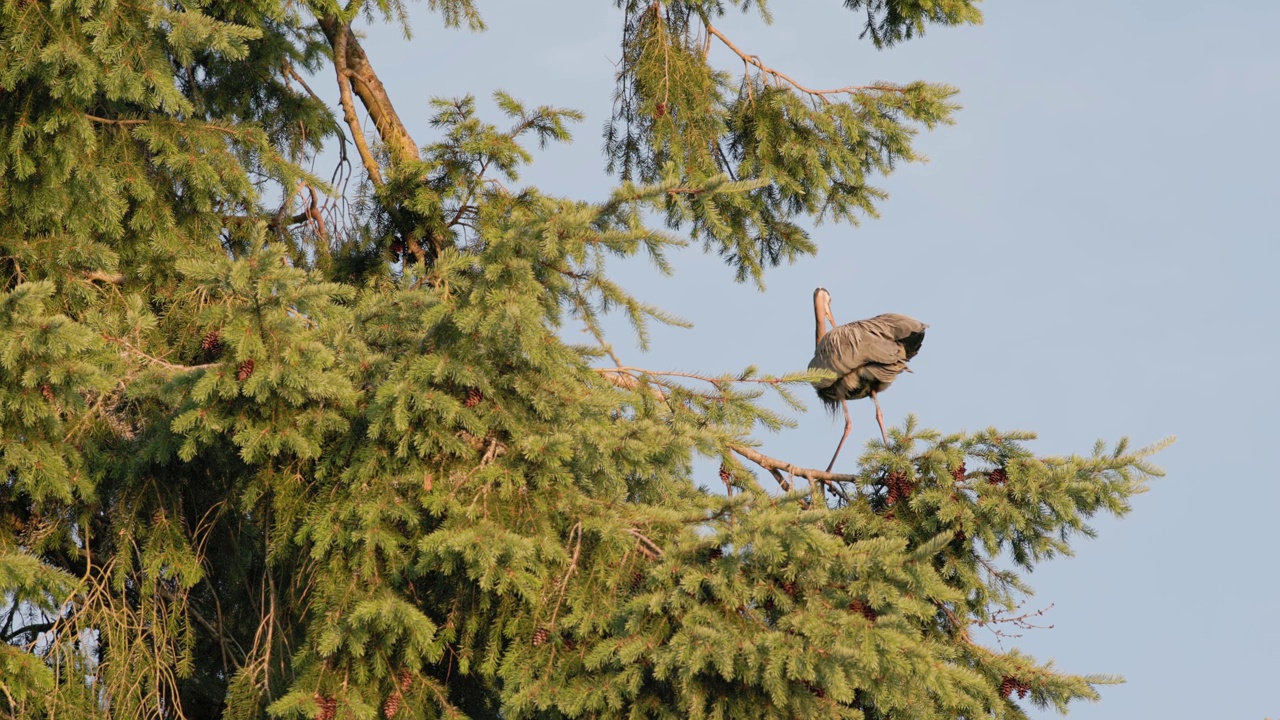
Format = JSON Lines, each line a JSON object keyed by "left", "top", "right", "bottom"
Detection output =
{"left": 704, "top": 23, "right": 906, "bottom": 104}
{"left": 626, "top": 528, "right": 665, "bottom": 558}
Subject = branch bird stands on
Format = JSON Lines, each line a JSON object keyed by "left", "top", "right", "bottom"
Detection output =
{"left": 808, "top": 287, "right": 927, "bottom": 472}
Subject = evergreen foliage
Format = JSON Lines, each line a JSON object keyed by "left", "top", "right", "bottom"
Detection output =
{"left": 0, "top": 1, "right": 1165, "bottom": 719}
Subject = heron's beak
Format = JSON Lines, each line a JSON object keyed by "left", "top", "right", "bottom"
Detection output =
{"left": 824, "top": 304, "right": 836, "bottom": 330}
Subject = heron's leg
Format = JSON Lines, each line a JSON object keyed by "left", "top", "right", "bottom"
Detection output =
{"left": 825, "top": 399, "right": 854, "bottom": 473}
{"left": 871, "top": 390, "right": 889, "bottom": 445}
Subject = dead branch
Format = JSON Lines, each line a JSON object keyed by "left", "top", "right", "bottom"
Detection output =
{"left": 703, "top": 22, "right": 907, "bottom": 104}
{"left": 326, "top": 21, "right": 383, "bottom": 187}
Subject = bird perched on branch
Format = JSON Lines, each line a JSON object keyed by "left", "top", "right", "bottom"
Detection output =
{"left": 809, "top": 287, "right": 927, "bottom": 472}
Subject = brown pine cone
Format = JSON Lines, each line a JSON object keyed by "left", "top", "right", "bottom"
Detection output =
{"left": 706, "top": 547, "right": 723, "bottom": 561}
{"left": 532, "top": 627, "right": 550, "bottom": 646}
{"left": 201, "top": 330, "right": 222, "bottom": 354}
{"left": 989, "top": 468, "right": 1008, "bottom": 486}
{"left": 848, "top": 599, "right": 877, "bottom": 622}
{"left": 886, "top": 471, "right": 913, "bottom": 505}
{"left": 40, "top": 383, "right": 54, "bottom": 402}
{"left": 383, "top": 691, "right": 403, "bottom": 718}
{"left": 951, "top": 461, "right": 966, "bottom": 482}
{"left": 629, "top": 571, "right": 644, "bottom": 593}
{"left": 780, "top": 580, "right": 798, "bottom": 597}
{"left": 315, "top": 694, "right": 336, "bottom": 720}
{"left": 398, "top": 668, "right": 413, "bottom": 691}
{"left": 236, "top": 358, "right": 256, "bottom": 382}
{"left": 464, "top": 388, "right": 483, "bottom": 408}
{"left": 999, "top": 676, "right": 1015, "bottom": 699}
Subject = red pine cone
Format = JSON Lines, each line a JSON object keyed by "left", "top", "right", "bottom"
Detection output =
{"left": 201, "top": 330, "right": 222, "bottom": 354}
{"left": 885, "top": 471, "right": 913, "bottom": 505}
{"left": 951, "top": 461, "right": 967, "bottom": 482}
{"left": 800, "top": 680, "right": 826, "bottom": 698}
{"left": 532, "top": 627, "right": 550, "bottom": 646}
{"left": 848, "top": 599, "right": 877, "bottom": 622}
{"left": 654, "top": 101, "right": 667, "bottom": 118}
{"left": 999, "top": 677, "right": 1014, "bottom": 698}
{"left": 989, "top": 468, "right": 1008, "bottom": 486}
{"left": 464, "top": 388, "right": 483, "bottom": 408}
{"left": 718, "top": 463, "right": 731, "bottom": 484}
{"left": 236, "top": 358, "right": 256, "bottom": 382}
{"left": 999, "top": 676, "right": 1030, "bottom": 700}
{"left": 383, "top": 691, "right": 403, "bottom": 718}
{"left": 315, "top": 694, "right": 336, "bottom": 720}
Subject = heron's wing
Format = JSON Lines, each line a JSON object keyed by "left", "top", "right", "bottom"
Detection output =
{"left": 867, "top": 313, "right": 928, "bottom": 360}
{"left": 808, "top": 314, "right": 927, "bottom": 392}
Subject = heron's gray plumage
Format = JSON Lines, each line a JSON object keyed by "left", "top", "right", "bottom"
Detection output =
{"left": 809, "top": 303, "right": 927, "bottom": 410}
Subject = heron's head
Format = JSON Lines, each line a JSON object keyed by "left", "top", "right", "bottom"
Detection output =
{"left": 814, "top": 287, "right": 831, "bottom": 308}
{"left": 812, "top": 287, "right": 836, "bottom": 341}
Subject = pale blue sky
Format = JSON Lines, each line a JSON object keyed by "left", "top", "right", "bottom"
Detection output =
{"left": 338, "top": 2, "right": 1280, "bottom": 716}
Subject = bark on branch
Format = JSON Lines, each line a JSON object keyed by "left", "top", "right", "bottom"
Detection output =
{"left": 318, "top": 16, "right": 420, "bottom": 172}
{"left": 593, "top": 367, "right": 856, "bottom": 498}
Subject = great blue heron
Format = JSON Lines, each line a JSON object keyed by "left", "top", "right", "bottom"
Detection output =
{"left": 809, "top": 287, "right": 927, "bottom": 472}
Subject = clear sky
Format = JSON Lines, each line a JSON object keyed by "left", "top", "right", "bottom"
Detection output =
{"left": 339, "top": 2, "right": 1280, "bottom": 717}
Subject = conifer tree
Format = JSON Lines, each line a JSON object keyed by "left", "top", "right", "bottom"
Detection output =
{"left": 0, "top": 2, "right": 1166, "bottom": 719}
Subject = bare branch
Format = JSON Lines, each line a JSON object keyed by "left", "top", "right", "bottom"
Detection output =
{"left": 703, "top": 23, "right": 907, "bottom": 104}
{"left": 324, "top": 19, "right": 383, "bottom": 186}
{"left": 102, "top": 333, "right": 218, "bottom": 373}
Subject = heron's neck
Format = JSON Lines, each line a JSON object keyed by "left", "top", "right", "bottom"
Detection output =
{"left": 815, "top": 312, "right": 827, "bottom": 346}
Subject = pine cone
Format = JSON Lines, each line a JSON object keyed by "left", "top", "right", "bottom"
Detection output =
{"left": 236, "top": 358, "right": 255, "bottom": 382}
{"left": 848, "top": 599, "right": 877, "bottom": 622}
{"left": 654, "top": 101, "right": 667, "bottom": 118}
{"left": 999, "top": 676, "right": 1015, "bottom": 699}
{"left": 780, "top": 580, "right": 798, "bottom": 597}
{"left": 532, "top": 626, "right": 550, "bottom": 646}
{"left": 718, "top": 463, "right": 731, "bottom": 484}
{"left": 706, "top": 547, "right": 723, "bottom": 561}
{"left": 201, "top": 330, "right": 222, "bottom": 356}
{"left": 383, "top": 691, "right": 403, "bottom": 718}
{"left": 40, "top": 383, "right": 54, "bottom": 402}
{"left": 629, "top": 570, "right": 644, "bottom": 593}
{"left": 951, "top": 461, "right": 966, "bottom": 482}
{"left": 398, "top": 668, "right": 413, "bottom": 691}
{"left": 315, "top": 694, "right": 336, "bottom": 720}
{"left": 464, "top": 388, "right": 483, "bottom": 408}
{"left": 886, "top": 471, "right": 913, "bottom": 505}
{"left": 989, "top": 468, "right": 1008, "bottom": 486}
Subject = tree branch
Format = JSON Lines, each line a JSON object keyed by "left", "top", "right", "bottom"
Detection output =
{"left": 703, "top": 22, "right": 906, "bottom": 104}
{"left": 318, "top": 16, "right": 420, "bottom": 169}
{"left": 325, "top": 19, "right": 383, "bottom": 187}
{"left": 2, "top": 620, "right": 54, "bottom": 644}
{"left": 101, "top": 333, "right": 218, "bottom": 373}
